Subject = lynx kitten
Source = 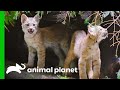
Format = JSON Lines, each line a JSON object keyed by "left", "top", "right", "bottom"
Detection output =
{"left": 21, "top": 14, "right": 69, "bottom": 68}
{"left": 64, "top": 24, "right": 108, "bottom": 79}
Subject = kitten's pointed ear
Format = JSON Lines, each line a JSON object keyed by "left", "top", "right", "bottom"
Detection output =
{"left": 88, "top": 24, "right": 95, "bottom": 36}
{"left": 21, "top": 14, "right": 28, "bottom": 24}
{"left": 34, "top": 14, "right": 40, "bottom": 22}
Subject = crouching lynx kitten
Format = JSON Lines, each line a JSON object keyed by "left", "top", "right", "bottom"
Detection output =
{"left": 21, "top": 14, "right": 69, "bottom": 68}
{"left": 64, "top": 24, "right": 108, "bottom": 79}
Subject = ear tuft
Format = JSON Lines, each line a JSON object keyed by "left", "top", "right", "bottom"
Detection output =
{"left": 21, "top": 14, "right": 28, "bottom": 24}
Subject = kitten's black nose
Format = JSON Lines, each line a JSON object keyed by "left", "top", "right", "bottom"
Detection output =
{"left": 28, "top": 28, "right": 34, "bottom": 34}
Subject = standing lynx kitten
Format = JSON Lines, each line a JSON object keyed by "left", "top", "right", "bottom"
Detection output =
{"left": 64, "top": 24, "right": 108, "bottom": 79}
{"left": 21, "top": 14, "right": 69, "bottom": 68}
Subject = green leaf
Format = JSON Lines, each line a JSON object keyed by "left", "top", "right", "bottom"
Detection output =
{"left": 5, "top": 16, "right": 9, "bottom": 25}
{"left": 117, "top": 69, "right": 120, "bottom": 79}
{"left": 84, "top": 18, "right": 90, "bottom": 25}
{"left": 57, "top": 75, "right": 69, "bottom": 79}
{"left": 13, "top": 11, "right": 20, "bottom": 20}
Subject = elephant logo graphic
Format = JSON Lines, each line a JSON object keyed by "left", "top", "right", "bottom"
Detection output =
{"left": 6, "top": 63, "right": 26, "bottom": 74}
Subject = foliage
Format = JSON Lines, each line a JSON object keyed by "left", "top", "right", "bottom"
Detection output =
{"left": 103, "top": 76, "right": 111, "bottom": 79}
{"left": 4, "top": 11, "right": 85, "bottom": 28}
{"left": 57, "top": 75, "right": 69, "bottom": 79}
{"left": 5, "top": 11, "right": 51, "bottom": 31}
{"left": 5, "top": 11, "right": 20, "bottom": 30}
{"left": 102, "top": 11, "right": 120, "bottom": 57}
{"left": 5, "top": 11, "right": 120, "bottom": 27}
{"left": 117, "top": 69, "right": 120, "bottom": 79}
{"left": 102, "top": 11, "right": 119, "bottom": 18}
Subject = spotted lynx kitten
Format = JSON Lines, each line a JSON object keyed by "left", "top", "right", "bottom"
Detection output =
{"left": 21, "top": 14, "right": 69, "bottom": 68}
{"left": 64, "top": 24, "right": 108, "bottom": 79}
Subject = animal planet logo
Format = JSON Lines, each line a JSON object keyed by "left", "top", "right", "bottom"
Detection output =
{"left": 6, "top": 63, "right": 26, "bottom": 74}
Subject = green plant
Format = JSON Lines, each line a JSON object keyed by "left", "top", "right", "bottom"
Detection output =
{"left": 103, "top": 76, "right": 111, "bottom": 79}
{"left": 5, "top": 11, "right": 20, "bottom": 31}
{"left": 5, "top": 11, "right": 49, "bottom": 31}
{"left": 117, "top": 69, "right": 120, "bottom": 79}
{"left": 57, "top": 75, "right": 69, "bottom": 79}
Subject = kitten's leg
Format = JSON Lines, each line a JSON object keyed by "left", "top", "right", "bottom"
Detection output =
{"left": 26, "top": 46, "right": 36, "bottom": 67}
{"left": 53, "top": 47, "right": 65, "bottom": 67}
{"left": 60, "top": 40, "right": 76, "bottom": 68}
{"left": 63, "top": 49, "right": 76, "bottom": 75}
{"left": 78, "top": 58, "right": 87, "bottom": 79}
{"left": 92, "top": 59, "right": 101, "bottom": 79}
{"left": 64, "top": 33, "right": 77, "bottom": 69}
{"left": 86, "top": 60, "right": 93, "bottom": 79}
{"left": 37, "top": 46, "right": 46, "bottom": 68}
{"left": 64, "top": 49, "right": 76, "bottom": 68}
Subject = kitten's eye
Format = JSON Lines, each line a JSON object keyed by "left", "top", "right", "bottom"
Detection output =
{"left": 33, "top": 24, "right": 35, "bottom": 26}
{"left": 26, "top": 24, "right": 29, "bottom": 26}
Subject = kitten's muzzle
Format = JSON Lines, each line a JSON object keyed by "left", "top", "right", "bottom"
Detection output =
{"left": 28, "top": 28, "right": 34, "bottom": 34}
